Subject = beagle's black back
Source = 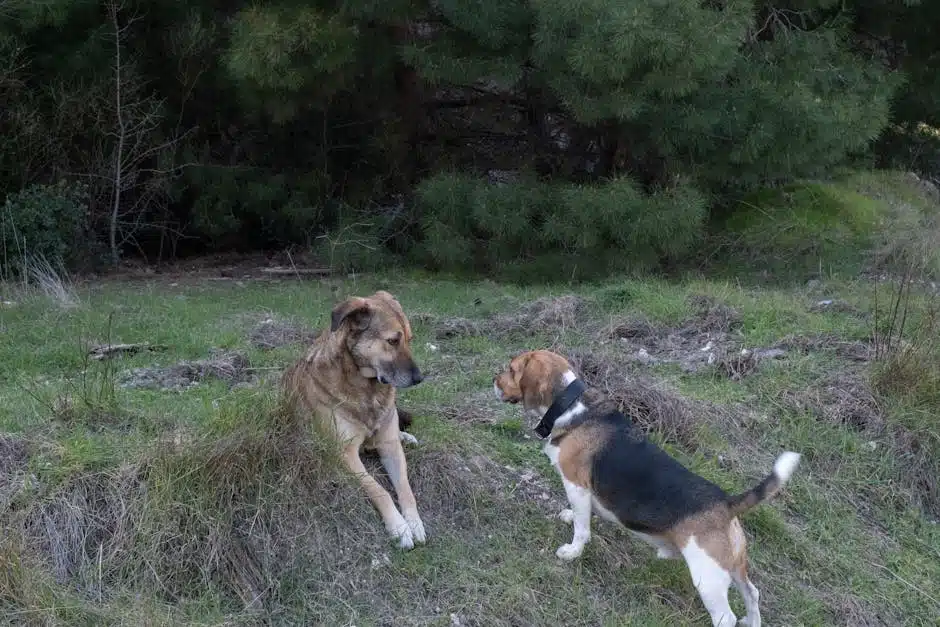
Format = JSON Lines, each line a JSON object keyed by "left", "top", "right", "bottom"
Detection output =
{"left": 587, "top": 410, "right": 729, "bottom": 533}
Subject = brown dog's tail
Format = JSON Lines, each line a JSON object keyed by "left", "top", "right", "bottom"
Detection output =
{"left": 727, "top": 452, "right": 801, "bottom": 518}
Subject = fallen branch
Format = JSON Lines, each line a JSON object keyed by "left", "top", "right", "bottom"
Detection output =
{"left": 260, "top": 267, "right": 331, "bottom": 277}
{"left": 89, "top": 342, "right": 168, "bottom": 360}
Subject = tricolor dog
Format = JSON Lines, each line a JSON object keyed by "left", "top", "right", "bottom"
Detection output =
{"left": 493, "top": 349, "right": 800, "bottom": 627}
{"left": 282, "top": 291, "right": 427, "bottom": 550}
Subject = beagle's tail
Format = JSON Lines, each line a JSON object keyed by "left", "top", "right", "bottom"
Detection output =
{"left": 727, "top": 452, "right": 801, "bottom": 518}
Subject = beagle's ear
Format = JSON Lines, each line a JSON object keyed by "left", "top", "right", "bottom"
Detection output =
{"left": 518, "top": 354, "right": 550, "bottom": 409}
{"left": 330, "top": 297, "right": 372, "bottom": 332}
{"left": 510, "top": 353, "right": 531, "bottom": 384}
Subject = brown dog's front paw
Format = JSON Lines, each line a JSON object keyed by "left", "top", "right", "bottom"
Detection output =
{"left": 406, "top": 514, "right": 426, "bottom": 544}
{"left": 388, "top": 514, "right": 416, "bottom": 550}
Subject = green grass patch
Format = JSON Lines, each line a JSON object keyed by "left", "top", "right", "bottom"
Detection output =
{"left": 1, "top": 267, "right": 938, "bottom": 625}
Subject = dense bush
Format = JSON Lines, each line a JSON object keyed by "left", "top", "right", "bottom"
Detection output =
{"left": 1, "top": 182, "right": 89, "bottom": 276}
{"left": 416, "top": 173, "right": 706, "bottom": 279}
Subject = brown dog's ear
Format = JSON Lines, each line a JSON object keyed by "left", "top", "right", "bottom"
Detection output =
{"left": 371, "top": 290, "right": 412, "bottom": 338}
{"left": 330, "top": 297, "right": 372, "bottom": 332}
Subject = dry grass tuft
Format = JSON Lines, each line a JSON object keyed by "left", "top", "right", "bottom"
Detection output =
{"left": 779, "top": 372, "right": 884, "bottom": 432}
{"left": 714, "top": 351, "right": 760, "bottom": 381}
{"left": 607, "top": 316, "right": 657, "bottom": 340}
{"left": 23, "top": 255, "right": 80, "bottom": 309}
{"left": 776, "top": 333, "right": 872, "bottom": 362}
{"left": 887, "top": 424, "right": 940, "bottom": 517}
{"left": 119, "top": 350, "right": 253, "bottom": 390}
{"left": 4, "top": 403, "right": 577, "bottom": 615}
{"left": 0, "top": 434, "right": 29, "bottom": 511}
{"left": 248, "top": 317, "right": 320, "bottom": 350}
{"left": 434, "top": 317, "right": 483, "bottom": 339}
{"left": 566, "top": 349, "right": 734, "bottom": 451}
{"left": 434, "top": 295, "right": 589, "bottom": 340}
{"left": 686, "top": 294, "right": 742, "bottom": 333}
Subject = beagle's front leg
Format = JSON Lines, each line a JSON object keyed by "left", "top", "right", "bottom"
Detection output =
{"left": 555, "top": 477, "right": 593, "bottom": 561}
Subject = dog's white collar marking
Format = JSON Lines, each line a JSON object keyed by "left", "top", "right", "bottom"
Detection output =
{"left": 553, "top": 399, "right": 586, "bottom": 431}
{"left": 551, "top": 371, "right": 584, "bottom": 431}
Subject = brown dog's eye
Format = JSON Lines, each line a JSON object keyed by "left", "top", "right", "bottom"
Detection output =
{"left": 387, "top": 337, "right": 400, "bottom": 347}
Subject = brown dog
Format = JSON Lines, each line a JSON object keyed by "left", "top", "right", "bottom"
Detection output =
{"left": 282, "top": 290, "right": 427, "bottom": 549}
{"left": 494, "top": 350, "right": 800, "bottom": 627}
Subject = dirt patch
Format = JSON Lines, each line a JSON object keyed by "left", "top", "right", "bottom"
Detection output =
{"left": 248, "top": 317, "right": 320, "bottom": 350}
{"left": 409, "top": 451, "right": 565, "bottom": 518}
{"left": 416, "top": 389, "right": 507, "bottom": 426}
{"left": 605, "top": 296, "right": 757, "bottom": 374}
{"left": 119, "top": 350, "right": 253, "bottom": 391}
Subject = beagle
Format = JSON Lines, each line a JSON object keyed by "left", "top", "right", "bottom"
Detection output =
{"left": 493, "top": 349, "right": 800, "bottom": 627}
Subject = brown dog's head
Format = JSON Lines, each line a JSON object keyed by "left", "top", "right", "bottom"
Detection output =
{"left": 493, "top": 350, "right": 574, "bottom": 413}
{"left": 330, "top": 290, "right": 424, "bottom": 388}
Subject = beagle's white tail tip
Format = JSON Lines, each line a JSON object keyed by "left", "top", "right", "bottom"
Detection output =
{"left": 773, "top": 451, "right": 801, "bottom": 483}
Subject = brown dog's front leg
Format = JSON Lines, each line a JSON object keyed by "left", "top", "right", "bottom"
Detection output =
{"left": 342, "top": 445, "right": 415, "bottom": 550}
{"left": 375, "top": 434, "right": 426, "bottom": 545}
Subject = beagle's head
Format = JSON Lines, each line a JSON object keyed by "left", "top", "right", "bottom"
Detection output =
{"left": 493, "top": 350, "right": 575, "bottom": 414}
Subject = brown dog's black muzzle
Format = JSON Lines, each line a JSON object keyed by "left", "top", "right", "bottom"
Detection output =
{"left": 380, "top": 357, "right": 424, "bottom": 388}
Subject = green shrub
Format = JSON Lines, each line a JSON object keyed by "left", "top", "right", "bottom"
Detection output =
{"left": 713, "top": 171, "right": 940, "bottom": 281}
{"left": 714, "top": 181, "right": 882, "bottom": 279}
{"left": 1, "top": 181, "right": 88, "bottom": 276}
{"left": 188, "top": 168, "right": 326, "bottom": 249}
{"left": 414, "top": 173, "right": 707, "bottom": 280}
{"left": 844, "top": 170, "right": 940, "bottom": 279}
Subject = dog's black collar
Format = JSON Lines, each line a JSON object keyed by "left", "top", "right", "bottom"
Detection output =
{"left": 534, "top": 378, "right": 586, "bottom": 439}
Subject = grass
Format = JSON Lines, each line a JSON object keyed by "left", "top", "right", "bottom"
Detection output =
{"left": 1, "top": 269, "right": 939, "bottom": 626}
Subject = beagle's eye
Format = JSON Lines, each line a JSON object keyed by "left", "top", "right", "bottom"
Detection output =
{"left": 387, "top": 336, "right": 400, "bottom": 347}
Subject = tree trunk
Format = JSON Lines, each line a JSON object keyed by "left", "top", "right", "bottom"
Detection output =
{"left": 109, "top": 4, "right": 125, "bottom": 265}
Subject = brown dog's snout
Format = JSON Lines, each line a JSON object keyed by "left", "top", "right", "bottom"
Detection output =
{"left": 411, "top": 364, "right": 424, "bottom": 385}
